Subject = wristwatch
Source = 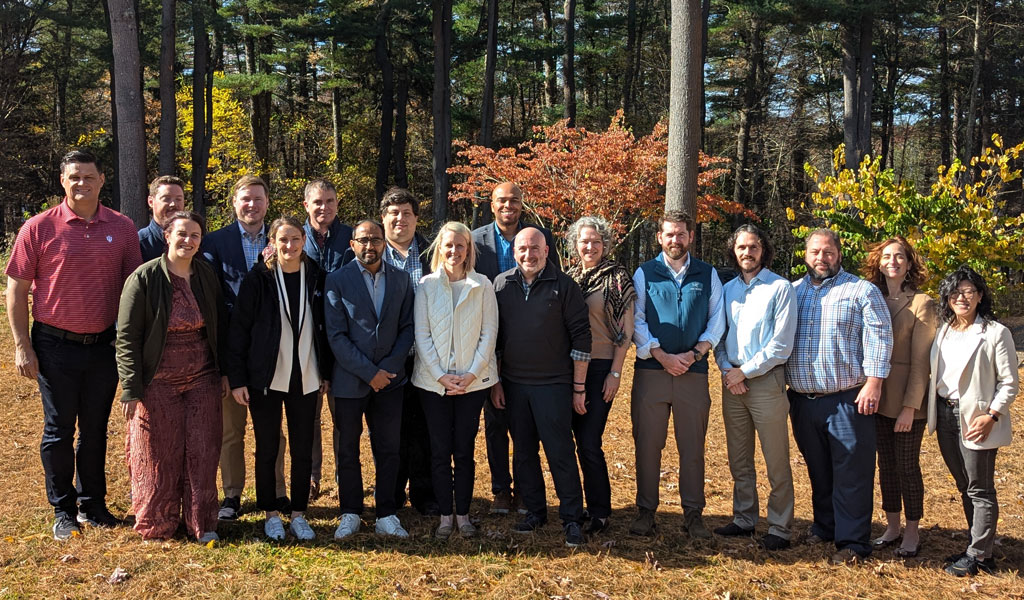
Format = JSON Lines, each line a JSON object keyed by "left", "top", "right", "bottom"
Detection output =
{"left": 988, "top": 411, "right": 1000, "bottom": 422}
{"left": 610, "top": 371, "right": 621, "bottom": 379}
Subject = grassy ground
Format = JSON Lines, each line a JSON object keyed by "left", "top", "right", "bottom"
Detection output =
{"left": 1, "top": 326, "right": 1023, "bottom": 600}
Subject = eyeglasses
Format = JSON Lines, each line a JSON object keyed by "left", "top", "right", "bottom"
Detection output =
{"left": 951, "top": 289, "right": 978, "bottom": 299}
{"left": 353, "top": 237, "right": 385, "bottom": 247}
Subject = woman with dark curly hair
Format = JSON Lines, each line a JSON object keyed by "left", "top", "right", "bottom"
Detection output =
{"left": 861, "top": 236, "right": 936, "bottom": 557}
{"left": 927, "top": 265, "right": 1018, "bottom": 576}
{"left": 565, "top": 216, "right": 636, "bottom": 535}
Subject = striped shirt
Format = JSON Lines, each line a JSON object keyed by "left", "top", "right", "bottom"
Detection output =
{"left": 785, "top": 268, "right": 893, "bottom": 395}
{"left": 5, "top": 199, "right": 142, "bottom": 334}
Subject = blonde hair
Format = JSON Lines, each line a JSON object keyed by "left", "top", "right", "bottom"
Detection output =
{"left": 428, "top": 221, "right": 476, "bottom": 274}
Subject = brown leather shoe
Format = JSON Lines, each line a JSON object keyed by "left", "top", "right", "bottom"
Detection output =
{"left": 490, "top": 490, "right": 513, "bottom": 514}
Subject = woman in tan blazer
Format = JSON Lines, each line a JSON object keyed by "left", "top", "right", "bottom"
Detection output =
{"left": 927, "top": 265, "right": 1018, "bottom": 577}
{"left": 862, "top": 237, "right": 936, "bottom": 558}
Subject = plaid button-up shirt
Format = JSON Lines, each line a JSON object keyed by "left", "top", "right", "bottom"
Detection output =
{"left": 238, "top": 221, "right": 267, "bottom": 271}
{"left": 384, "top": 235, "right": 422, "bottom": 294}
{"left": 785, "top": 268, "right": 893, "bottom": 395}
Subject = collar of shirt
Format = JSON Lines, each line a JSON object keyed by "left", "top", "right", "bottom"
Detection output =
{"left": 58, "top": 199, "right": 110, "bottom": 224}
{"left": 659, "top": 251, "right": 691, "bottom": 283}
{"left": 356, "top": 260, "right": 383, "bottom": 279}
{"left": 385, "top": 236, "right": 417, "bottom": 267}
{"left": 237, "top": 221, "right": 266, "bottom": 244}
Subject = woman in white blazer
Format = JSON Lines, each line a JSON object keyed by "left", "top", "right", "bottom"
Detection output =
{"left": 927, "top": 265, "right": 1019, "bottom": 577}
{"left": 412, "top": 221, "right": 499, "bottom": 540}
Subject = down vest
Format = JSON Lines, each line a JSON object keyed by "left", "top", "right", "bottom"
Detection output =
{"left": 411, "top": 269, "right": 499, "bottom": 394}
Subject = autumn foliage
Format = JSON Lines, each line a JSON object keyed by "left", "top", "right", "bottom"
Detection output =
{"left": 448, "top": 111, "right": 745, "bottom": 248}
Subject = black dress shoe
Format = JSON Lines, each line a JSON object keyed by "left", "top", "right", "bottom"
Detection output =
{"left": 758, "top": 534, "right": 791, "bottom": 551}
{"left": 585, "top": 517, "right": 608, "bottom": 535}
{"left": 714, "top": 522, "right": 754, "bottom": 537}
{"left": 76, "top": 506, "right": 122, "bottom": 528}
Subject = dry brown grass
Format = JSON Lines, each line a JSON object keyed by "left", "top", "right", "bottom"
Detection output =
{"left": 1, "top": 325, "right": 1023, "bottom": 599}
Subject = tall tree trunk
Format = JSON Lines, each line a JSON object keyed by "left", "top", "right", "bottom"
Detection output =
{"left": 732, "top": 14, "right": 762, "bottom": 207}
{"left": 158, "top": 0, "right": 176, "bottom": 176}
{"left": 562, "top": 0, "right": 576, "bottom": 125}
{"left": 665, "top": 0, "right": 702, "bottom": 216}
{"left": 480, "top": 0, "right": 498, "bottom": 147}
{"left": 963, "top": 0, "right": 984, "bottom": 162}
{"left": 841, "top": 9, "right": 873, "bottom": 170}
{"left": 243, "top": 10, "right": 271, "bottom": 178}
{"left": 542, "top": 0, "right": 557, "bottom": 109}
{"left": 107, "top": 0, "right": 146, "bottom": 226}
{"left": 938, "top": 0, "right": 951, "bottom": 166}
{"left": 331, "top": 39, "right": 343, "bottom": 173}
{"left": 191, "top": 0, "right": 210, "bottom": 217}
{"left": 700, "top": 0, "right": 709, "bottom": 149}
{"left": 101, "top": 0, "right": 120, "bottom": 210}
{"left": 879, "top": 21, "right": 898, "bottom": 170}
{"left": 374, "top": 1, "right": 394, "bottom": 201}
{"left": 55, "top": 0, "right": 72, "bottom": 144}
{"left": 621, "top": 0, "right": 637, "bottom": 117}
{"left": 432, "top": 0, "right": 453, "bottom": 228}
{"left": 394, "top": 72, "right": 409, "bottom": 188}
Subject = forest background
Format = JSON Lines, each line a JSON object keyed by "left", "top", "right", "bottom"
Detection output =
{"left": 2, "top": 0, "right": 1024, "bottom": 284}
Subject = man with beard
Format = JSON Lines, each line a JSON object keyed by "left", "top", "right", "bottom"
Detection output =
{"left": 325, "top": 219, "right": 414, "bottom": 539}
{"left": 201, "top": 175, "right": 287, "bottom": 520}
{"left": 712, "top": 224, "right": 796, "bottom": 550}
{"left": 786, "top": 228, "right": 892, "bottom": 564}
{"left": 138, "top": 176, "right": 186, "bottom": 261}
{"left": 492, "top": 227, "right": 590, "bottom": 547}
{"left": 471, "top": 182, "right": 558, "bottom": 514}
{"left": 629, "top": 211, "right": 724, "bottom": 539}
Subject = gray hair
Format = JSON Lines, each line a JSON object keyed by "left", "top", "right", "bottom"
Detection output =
{"left": 567, "top": 215, "right": 613, "bottom": 259}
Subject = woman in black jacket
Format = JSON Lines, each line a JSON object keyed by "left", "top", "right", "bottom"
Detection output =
{"left": 225, "top": 215, "right": 332, "bottom": 542}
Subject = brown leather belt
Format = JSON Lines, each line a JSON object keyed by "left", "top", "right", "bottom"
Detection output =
{"left": 35, "top": 322, "right": 115, "bottom": 345}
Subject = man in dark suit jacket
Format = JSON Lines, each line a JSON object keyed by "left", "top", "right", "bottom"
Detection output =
{"left": 137, "top": 175, "right": 185, "bottom": 262}
{"left": 470, "top": 181, "right": 559, "bottom": 514}
{"left": 200, "top": 175, "right": 286, "bottom": 520}
{"left": 325, "top": 219, "right": 415, "bottom": 540}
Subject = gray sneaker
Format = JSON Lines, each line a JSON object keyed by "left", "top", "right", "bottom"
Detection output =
{"left": 53, "top": 514, "right": 81, "bottom": 541}
{"left": 289, "top": 515, "right": 315, "bottom": 541}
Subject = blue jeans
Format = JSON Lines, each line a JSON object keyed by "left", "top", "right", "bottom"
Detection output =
{"left": 789, "top": 388, "right": 876, "bottom": 556}
{"left": 34, "top": 324, "right": 119, "bottom": 517}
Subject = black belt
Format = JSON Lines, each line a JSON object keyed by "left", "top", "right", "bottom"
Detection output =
{"left": 937, "top": 394, "right": 958, "bottom": 407}
{"left": 796, "top": 386, "right": 861, "bottom": 400}
{"left": 35, "top": 322, "right": 115, "bottom": 345}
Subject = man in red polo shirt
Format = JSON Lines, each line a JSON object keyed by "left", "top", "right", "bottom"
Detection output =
{"left": 5, "top": 150, "right": 142, "bottom": 541}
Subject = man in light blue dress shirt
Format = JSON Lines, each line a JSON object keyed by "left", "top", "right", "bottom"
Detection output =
{"left": 712, "top": 224, "right": 796, "bottom": 551}
{"left": 786, "top": 228, "right": 892, "bottom": 565}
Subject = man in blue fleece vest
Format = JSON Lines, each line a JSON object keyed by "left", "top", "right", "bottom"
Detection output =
{"left": 629, "top": 211, "right": 725, "bottom": 539}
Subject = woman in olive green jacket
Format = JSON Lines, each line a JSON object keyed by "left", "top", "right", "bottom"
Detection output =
{"left": 115, "top": 211, "right": 227, "bottom": 543}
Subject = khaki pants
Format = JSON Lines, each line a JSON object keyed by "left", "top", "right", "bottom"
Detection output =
{"left": 721, "top": 366, "right": 794, "bottom": 538}
{"left": 631, "top": 369, "right": 710, "bottom": 514}
{"left": 220, "top": 394, "right": 286, "bottom": 499}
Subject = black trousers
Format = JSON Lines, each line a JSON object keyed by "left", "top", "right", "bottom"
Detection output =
{"left": 395, "top": 359, "right": 435, "bottom": 509}
{"left": 483, "top": 400, "right": 513, "bottom": 494}
{"left": 420, "top": 388, "right": 488, "bottom": 516}
{"left": 505, "top": 380, "right": 584, "bottom": 524}
{"left": 249, "top": 387, "right": 318, "bottom": 513}
{"left": 33, "top": 325, "right": 118, "bottom": 517}
{"left": 334, "top": 386, "right": 404, "bottom": 517}
{"left": 572, "top": 359, "right": 613, "bottom": 520}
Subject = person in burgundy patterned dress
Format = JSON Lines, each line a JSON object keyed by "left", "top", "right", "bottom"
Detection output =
{"left": 116, "top": 211, "right": 228, "bottom": 542}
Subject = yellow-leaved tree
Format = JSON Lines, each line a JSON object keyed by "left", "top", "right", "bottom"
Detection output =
{"left": 789, "top": 134, "right": 1024, "bottom": 292}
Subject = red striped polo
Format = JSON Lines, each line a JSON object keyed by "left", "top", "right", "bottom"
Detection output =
{"left": 5, "top": 199, "right": 143, "bottom": 334}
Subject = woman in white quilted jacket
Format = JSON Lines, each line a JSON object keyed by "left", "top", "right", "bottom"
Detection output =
{"left": 411, "top": 221, "right": 499, "bottom": 540}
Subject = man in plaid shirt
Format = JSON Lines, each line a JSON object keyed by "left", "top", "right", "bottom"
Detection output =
{"left": 785, "top": 228, "right": 892, "bottom": 565}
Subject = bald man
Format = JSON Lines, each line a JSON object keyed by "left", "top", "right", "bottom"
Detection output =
{"left": 491, "top": 227, "right": 591, "bottom": 547}
{"left": 471, "top": 182, "right": 560, "bottom": 514}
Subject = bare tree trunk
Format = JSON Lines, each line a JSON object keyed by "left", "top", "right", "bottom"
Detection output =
{"left": 665, "top": 0, "right": 702, "bottom": 216}
{"left": 158, "top": 0, "right": 176, "bottom": 176}
{"left": 732, "top": 14, "right": 762, "bottom": 207}
{"left": 55, "top": 0, "right": 72, "bottom": 144}
{"left": 107, "top": 0, "right": 147, "bottom": 226}
{"left": 480, "top": 0, "right": 498, "bottom": 147}
{"left": 331, "top": 39, "right": 343, "bottom": 173}
{"left": 191, "top": 0, "right": 210, "bottom": 217}
{"left": 243, "top": 10, "right": 271, "bottom": 178}
{"left": 963, "top": 0, "right": 984, "bottom": 162}
{"left": 856, "top": 9, "right": 873, "bottom": 161}
{"left": 563, "top": 0, "right": 576, "bottom": 125}
{"left": 374, "top": 1, "right": 393, "bottom": 201}
{"left": 432, "top": 0, "right": 453, "bottom": 228}
{"left": 938, "top": 1, "right": 951, "bottom": 166}
{"left": 700, "top": 0, "right": 708, "bottom": 149}
{"left": 841, "top": 9, "right": 873, "bottom": 170}
{"left": 542, "top": 0, "right": 557, "bottom": 109}
{"left": 394, "top": 72, "right": 409, "bottom": 189}
{"left": 621, "top": 0, "right": 637, "bottom": 117}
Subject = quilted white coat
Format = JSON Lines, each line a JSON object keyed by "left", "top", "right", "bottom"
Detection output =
{"left": 411, "top": 268, "right": 499, "bottom": 394}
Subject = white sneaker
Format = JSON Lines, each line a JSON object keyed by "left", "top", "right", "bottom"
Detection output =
{"left": 197, "top": 531, "right": 219, "bottom": 544}
{"left": 334, "top": 513, "right": 361, "bottom": 539}
{"left": 375, "top": 515, "right": 409, "bottom": 538}
{"left": 289, "top": 515, "right": 315, "bottom": 541}
{"left": 264, "top": 516, "right": 286, "bottom": 541}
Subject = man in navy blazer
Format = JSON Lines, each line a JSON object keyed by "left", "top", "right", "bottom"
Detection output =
{"left": 325, "top": 219, "right": 415, "bottom": 539}
{"left": 200, "top": 175, "right": 286, "bottom": 521}
{"left": 470, "top": 181, "right": 559, "bottom": 515}
{"left": 137, "top": 175, "right": 185, "bottom": 262}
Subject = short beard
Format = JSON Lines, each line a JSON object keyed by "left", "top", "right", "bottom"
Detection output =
{"left": 807, "top": 264, "right": 839, "bottom": 283}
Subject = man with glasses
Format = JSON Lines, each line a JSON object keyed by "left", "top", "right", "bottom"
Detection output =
{"left": 786, "top": 228, "right": 892, "bottom": 565}
{"left": 325, "top": 220, "right": 415, "bottom": 539}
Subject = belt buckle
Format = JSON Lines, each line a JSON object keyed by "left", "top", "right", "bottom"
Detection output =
{"left": 81, "top": 333, "right": 98, "bottom": 345}
{"left": 804, "top": 393, "right": 817, "bottom": 400}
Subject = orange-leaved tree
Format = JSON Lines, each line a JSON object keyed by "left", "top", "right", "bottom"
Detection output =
{"left": 448, "top": 110, "right": 744, "bottom": 254}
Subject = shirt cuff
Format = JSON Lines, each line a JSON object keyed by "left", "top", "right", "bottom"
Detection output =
{"left": 635, "top": 339, "right": 659, "bottom": 360}
{"left": 863, "top": 363, "right": 891, "bottom": 379}
{"left": 570, "top": 349, "right": 591, "bottom": 362}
